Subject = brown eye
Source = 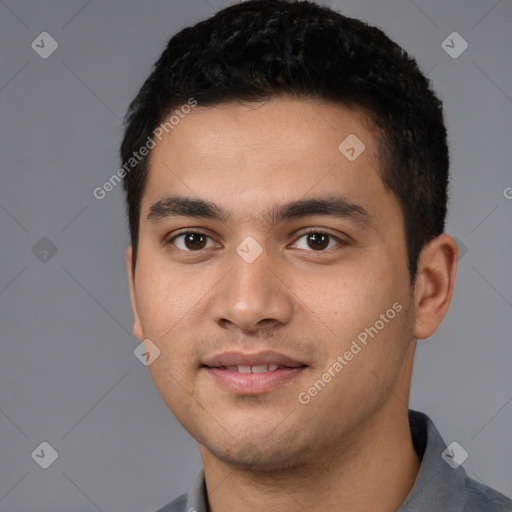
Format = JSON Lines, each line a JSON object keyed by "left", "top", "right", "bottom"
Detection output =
{"left": 170, "top": 232, "right": 214, "bottom": 251}
{"left": 306, "top": 232, "right": 330, "bottom": 250}
{"left": 292, "top": 231, "right": 341, "bottom": 251}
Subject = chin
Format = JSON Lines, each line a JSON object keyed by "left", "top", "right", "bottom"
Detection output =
{"left": 204, "top": 436, "right": 313, "bottom": 474}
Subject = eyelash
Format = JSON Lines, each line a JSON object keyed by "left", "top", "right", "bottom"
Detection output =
{"left": 165, "top": 228, "right": 347, "bottom": 253}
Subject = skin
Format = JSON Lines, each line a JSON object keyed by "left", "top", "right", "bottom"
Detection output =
{"left": 126, "top": 97, "right": 458, "bottom": 512}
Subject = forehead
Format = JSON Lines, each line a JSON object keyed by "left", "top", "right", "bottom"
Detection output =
{"left": 141, "top": 98, "right": 393, "bottom": 224}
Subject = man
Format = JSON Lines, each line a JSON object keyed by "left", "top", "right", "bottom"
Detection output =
{"left": 121, "top": 1, "right": 512, "bottom": 511}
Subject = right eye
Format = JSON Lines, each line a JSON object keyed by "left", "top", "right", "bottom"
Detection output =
{"left": 167, "top": 231, "right": 218, "bottom": 251}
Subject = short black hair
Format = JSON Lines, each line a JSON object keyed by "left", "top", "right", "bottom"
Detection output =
{"left": 121, "top": 0, "right": 449, "bottom": 282}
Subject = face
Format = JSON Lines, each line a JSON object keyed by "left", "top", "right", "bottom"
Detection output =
{"left": 127, "top": 98, "right": 434, "bottom": 471}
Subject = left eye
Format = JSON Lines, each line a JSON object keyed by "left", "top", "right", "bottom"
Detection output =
{"left": 291, "top": 232, "right": 342, "bottom": 251}
{"left": 170, "top": 232, "right": 217, "bottom": 251}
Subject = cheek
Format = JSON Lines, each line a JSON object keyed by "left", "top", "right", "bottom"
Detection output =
{"left": 133, "top": 254, "right": 211, "bottom": 373}
{"left": 292, "top": 255, "right": 411, "bottom": 370}
{"left": 294, "top": 263, "right": 395, "bottom": 328}
{"left": 134, "top": 255, "right": 203, "bottom": 339}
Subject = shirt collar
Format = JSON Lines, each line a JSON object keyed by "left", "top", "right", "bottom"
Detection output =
{"left": 398, "top": 410, "right": 466, "bottom": 510}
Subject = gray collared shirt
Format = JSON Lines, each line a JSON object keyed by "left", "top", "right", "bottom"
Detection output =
{"left": 156, "top": 410, "right": 512, "bottom": 511}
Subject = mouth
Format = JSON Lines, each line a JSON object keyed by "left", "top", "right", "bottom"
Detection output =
{"left": 201, "top": 351, "right": 308, "bottom": 394}
{"left": 202, "top": 350, "right": 307, "bottom": 368}
{"left": 218, "top": 364, "right": 301, "bottom": 373}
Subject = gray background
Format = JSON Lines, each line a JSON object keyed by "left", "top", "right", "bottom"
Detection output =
{"left": 0, "top": 0, "right": 511, "bottom": 511}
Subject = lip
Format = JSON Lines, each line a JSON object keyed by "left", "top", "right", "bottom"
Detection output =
{"left": 202, "top": 351, "right": 308, "bottom": 395}
{"left": 202, "top": 350, "right": 306, "bottom": 368}
{"left": 204, "top": 366, "right": 307, "bottom": 395}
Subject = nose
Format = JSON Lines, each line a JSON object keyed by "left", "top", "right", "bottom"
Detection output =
{"left": 209, "top": 241, "right": 294, "bottom": 335}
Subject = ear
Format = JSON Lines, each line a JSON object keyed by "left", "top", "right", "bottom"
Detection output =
{"left": 412, "top": 234, "right": 458, "bottom": 340}
{"left": 126, "top": 246, "right": 144, "bottom": 341}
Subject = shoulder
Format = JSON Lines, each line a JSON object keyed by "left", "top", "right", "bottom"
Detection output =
{"left": 463, "top": 475, "right": 512, "bottom": 511}
{"left": 153, "top": 467, "right": 206, "bottom": 512}
{"left": 154, "top": 492, "right": 188, "bottom": 512}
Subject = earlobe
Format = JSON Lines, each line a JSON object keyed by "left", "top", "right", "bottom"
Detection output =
{"left": 412, "top": 234, "right": 458, "bottom": 340}
{"left": 126, "top": 246, "right": 144, "bottom": 341}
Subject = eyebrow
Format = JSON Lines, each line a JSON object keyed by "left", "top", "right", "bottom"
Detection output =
{"left": 147, "top": 194, "right": 373, "bottom": 228}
